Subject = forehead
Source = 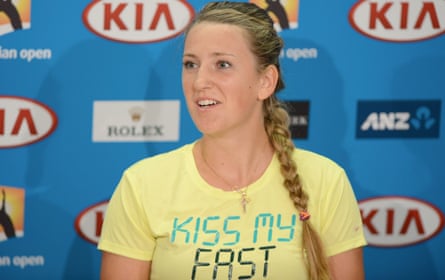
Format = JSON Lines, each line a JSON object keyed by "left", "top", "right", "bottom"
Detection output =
{"left": 184, "top": 22, "right": 252, "bottom": 54}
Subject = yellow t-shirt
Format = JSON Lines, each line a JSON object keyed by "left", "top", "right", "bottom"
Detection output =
{"left": 98, "top": 143, "right": 367, "bottom": 279}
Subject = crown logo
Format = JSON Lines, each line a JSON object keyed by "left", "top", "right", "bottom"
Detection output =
{"left": 128, "top": 106, "right": 144, "bottom": 122}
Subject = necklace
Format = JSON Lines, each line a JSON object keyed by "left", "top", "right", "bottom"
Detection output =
{"left": 200, "top": 146, "right": 254, "bottom": 213}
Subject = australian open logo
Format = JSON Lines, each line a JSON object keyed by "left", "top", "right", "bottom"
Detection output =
{"left": 0, "top": 0, "right": 31, "bottom": 36}
{"left": 356, "top": 100, "right": 441, "bottom": 138}
{"left": 250, "top": 0, "right": 299, "bottom": 31}
{"left": 0, "top": 186, "right": 25, "bottom": 242}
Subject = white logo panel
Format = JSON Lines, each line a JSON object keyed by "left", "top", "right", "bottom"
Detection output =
{"left": 92, "top": 100, "right": 180, "bottom": 142}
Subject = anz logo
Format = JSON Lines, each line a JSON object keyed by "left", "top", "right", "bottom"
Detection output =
{"left": 356, "top": 100, "right": 441, "bottom": 138}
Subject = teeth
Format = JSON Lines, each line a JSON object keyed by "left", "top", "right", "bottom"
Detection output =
{"left": 198, "top": 99, "right": 217, "bottom": 106}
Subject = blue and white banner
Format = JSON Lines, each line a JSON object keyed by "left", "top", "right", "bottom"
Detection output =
{"left": 1, "top": 1, "right": 444, "bottom": 279}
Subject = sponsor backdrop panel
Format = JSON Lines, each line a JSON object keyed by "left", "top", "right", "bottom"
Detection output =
{"left": 0, "top": 0, "right": 443, "bottom": 279}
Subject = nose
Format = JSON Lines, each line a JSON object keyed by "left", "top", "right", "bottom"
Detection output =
{"left": 193, "top": 65, "right": 212, "bottom": 91}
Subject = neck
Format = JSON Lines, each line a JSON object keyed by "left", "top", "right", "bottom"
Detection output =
{"left": 197, "top": 135, "right": 274, "bottom": 190}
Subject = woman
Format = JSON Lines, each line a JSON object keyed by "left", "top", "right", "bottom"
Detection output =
{"left": 98, "top": 2, "right": 367, "bottom": 279}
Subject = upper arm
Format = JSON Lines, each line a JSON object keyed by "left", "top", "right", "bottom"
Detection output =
{"left": 328, "top": 247, "right": 365, "bottom": 280}
{"left": 100, "top": 251, "right": 151, "bottom": 280}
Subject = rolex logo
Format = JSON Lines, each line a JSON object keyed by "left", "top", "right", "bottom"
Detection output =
{"left": 92, "top": 100, "right": 180, "bottom": 142}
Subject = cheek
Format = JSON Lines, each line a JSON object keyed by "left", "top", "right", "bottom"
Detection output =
{"left": 234, "top": 87, "right": 259, "bottom": 109}
{"left": 181, "top": 75, "right": 193, "bottom": 94}
{"left": 243, "top": 81, "right": 261, "bottom": 99}
{"left": 181, "top": 79, "right": 195, "bottom": 107}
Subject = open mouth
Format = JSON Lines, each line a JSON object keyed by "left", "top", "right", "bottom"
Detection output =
{"left": 198, "top": 99, "right": 218, "bottom": 108}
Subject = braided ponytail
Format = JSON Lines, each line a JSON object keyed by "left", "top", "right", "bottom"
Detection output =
{"left": 264, "top": 96, "right": 330, "bottom": 280}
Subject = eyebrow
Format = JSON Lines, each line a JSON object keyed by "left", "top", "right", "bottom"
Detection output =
{"left": 182, "top": 52, "right": 236, "bottom": 58}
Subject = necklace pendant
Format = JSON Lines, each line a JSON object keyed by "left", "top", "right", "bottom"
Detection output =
{"left": 239, "top": 189, "right": 250, "bottom": 213}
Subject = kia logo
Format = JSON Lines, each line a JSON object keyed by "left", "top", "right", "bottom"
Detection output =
{"left": 349, "top": 0, "right": 445, "bottom": 42}
{"left": 83, "top": 0, "right": 195, "bottom": 43}
{"left": 359, "top": 196, "right": 444, "bottom": 247}
{"left": 75, "top": 201, "right": 108, "bottom": 244}
{"left": 0, "top": 95, "right": 58, "bottom": 148}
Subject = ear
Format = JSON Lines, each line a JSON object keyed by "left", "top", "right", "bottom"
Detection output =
{"left": 258, "top": 65, "right": 279, "bottom": 100}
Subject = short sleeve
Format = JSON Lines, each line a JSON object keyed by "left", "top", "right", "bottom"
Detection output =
{"left": 97, "top": 170, "right": 155, "bottom": 261}
{"left": 318, "top": 168, "right": 367, "bottom": 257}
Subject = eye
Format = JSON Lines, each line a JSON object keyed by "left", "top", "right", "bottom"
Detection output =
{"left": 183, "top": 60, "right": 197, "bottom": 69}
{"left": 217, "top": 60, "right": 231, "bottom": 69}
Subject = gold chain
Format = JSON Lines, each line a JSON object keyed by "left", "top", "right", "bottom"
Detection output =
{"left": 200, "top": 146, "right": 252, "bottom": 213}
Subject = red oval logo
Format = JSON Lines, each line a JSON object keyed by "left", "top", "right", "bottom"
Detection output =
{"left": 0, "top": 95, "right": 58, "bottom": 148}
{"left": 359, "top": 196, "right": 444, "bottom": 247}
{"left": 82, "top": 0, "right": 195, "bottom": 43}
{"left": 75, "top": 201, "right": 108, "bottom": 245}
{"left": 349, "top": 0, "right": 445, "bottom": 42}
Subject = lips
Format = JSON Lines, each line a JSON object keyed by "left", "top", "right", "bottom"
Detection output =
{"left": 197, "top": 98, "right": 219, "bottom": 107}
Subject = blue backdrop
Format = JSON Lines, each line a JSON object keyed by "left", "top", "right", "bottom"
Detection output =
{"left": 1, "top": 0, "right": 444, "bottom": 279}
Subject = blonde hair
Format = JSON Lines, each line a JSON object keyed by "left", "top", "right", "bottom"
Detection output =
{"left": 187, "top": 2, "right": 330, "bottom": 279}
